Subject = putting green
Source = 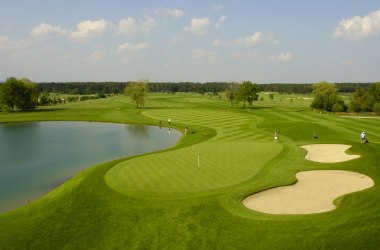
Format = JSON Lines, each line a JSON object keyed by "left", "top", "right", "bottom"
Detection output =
{"left": 106, "top": 141, "right": 283, "bottom": 197}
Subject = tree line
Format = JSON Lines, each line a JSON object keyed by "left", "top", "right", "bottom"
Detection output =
{"left": 1, "top": 77, "right": 379, "bottom": 114}
{"left": 35, "top": 81, "right": 371, "bottom": 95}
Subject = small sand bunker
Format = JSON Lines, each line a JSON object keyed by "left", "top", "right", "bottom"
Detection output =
{"left": 243, "top": 170, "right": 374, "bottom": 214}
{"left": 301, "top": 144, "right": 360, "bottom": 163}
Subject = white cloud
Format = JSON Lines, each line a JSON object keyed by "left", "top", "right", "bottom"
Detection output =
{"left": 266, "top": 52, "right": 293, "bottom": 62}
{"left": 70, "top": 19, "right": 109, "bottom": 41}
{"left": 213, "top": 32, "right": 274, "bottom": 46}
{"left": 183, "top": 17, "right": 210, "bottom": 35}
{"left": 192, "top": 48, "right": 219, "bottom": 63}
{"left": 117, "top": 42, "right": 148, "bottom": 53}
{"left": 0, "top": 35, "right": 30, "bottom": 50}
{"left": 31, "top": 22, "right": 67, "bottom": 37}
{"left": 154, "top": 7, "right": 185, "bottom": 19}
{"left": 139, "top": 16, "right": 157, "bottom": 34}
{"left": 211, "top": 4, "right": 224, "bottom": 11}
{"left": 117, "top": 16, "right": 157, "bottom": 36}
{"left": 90, "top": 50, "right": 105, "bottom": 61}
{"left": 117, "top": 18, "right": 138, "bottom": 35}
{"left": 333, "top": 10, "right": 380, "bottom": 40}
{"left": 233, "top": 32, "right": 272, "bottom": 46}
{"left": 215, "top": 16, "right": 227, "bottom": 30}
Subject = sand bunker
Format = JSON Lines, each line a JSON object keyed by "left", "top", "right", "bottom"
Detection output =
{"left": 243, "top": 170, "right": 374, "bottom": 214}
{"left": 242, "top": 144, "right": 373, "bottom": 214}
{"left": 301, "top": 144, "right": 360, "bottom": 163}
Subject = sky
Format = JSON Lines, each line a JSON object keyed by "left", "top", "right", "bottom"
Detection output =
{"left": 1, "top": 0, "right": 380, "bottom": 83}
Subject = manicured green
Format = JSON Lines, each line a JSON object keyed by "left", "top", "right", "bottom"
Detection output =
{"left": 0, "top": 92, "right": 379, "bottom": 249}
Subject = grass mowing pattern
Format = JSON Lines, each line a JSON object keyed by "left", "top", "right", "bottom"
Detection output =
{"left": 107, "top": 141, "right": 282, "bottom": 197}
{"left": 106, "top": 107, "right": 283, "bottom": 197}
{"left": 0, "top": 93, "right": 380, "bottom": 249}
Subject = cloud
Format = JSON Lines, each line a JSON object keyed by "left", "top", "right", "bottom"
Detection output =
{"left": 183, "top": 17, "right": 210, "bottom": 35}
{"left": 266, "top": 52, "right": 293, "bottom": 62}
{"left": 0, "top": 35, "right": 30, "bottom": 50}
{"left": 31, "top": 22, "right": 67, "bottom": 37}
{"left": 215, "top": 16, "right": 227, "bottom": 30}
{"left": 211, "top": 4, "right": 224, "bottom": 11}
{"left": 117, "top": 42, "right": 148, "bottom": 53}
{"left": 117, "top": 16, "right": 157, "bottom": 36}
{"left": 154, "top": 7, "right": 185, "bottom": 19}
{"left": 213, "top": 32, "right": 275, "bottom": 46}
{"left": 89, "top": 50, "right": 105, "bottom": 61}
{"left": 70, "top": 19, "right": 109, "bottom": 41}
{"left": 117, "top": 18, "right": 138, "bottom": 35}
{"left": 333, "top": 10, "right": 380, "bottom": 40}
{"left": 192, "top": 48, "right": 219, "bottom": 63}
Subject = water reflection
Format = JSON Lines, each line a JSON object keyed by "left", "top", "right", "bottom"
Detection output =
{"left": 0, "top": 121, "right": 181, "bottom": 213}
{"left": 125, "top": 124, "right": 149, "bottom": 138}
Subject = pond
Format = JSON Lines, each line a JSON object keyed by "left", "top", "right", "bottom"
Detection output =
{"left": 0, "top": 121, "right": 181, "bottom": 213}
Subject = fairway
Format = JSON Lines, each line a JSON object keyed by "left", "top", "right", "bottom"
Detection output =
{"left": 0, "top": 93, "right": 380, "bottom": 249}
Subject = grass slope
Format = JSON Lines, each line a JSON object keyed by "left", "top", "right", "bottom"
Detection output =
{"left": 0, "top": 93, "right": 380, "bottom": 249}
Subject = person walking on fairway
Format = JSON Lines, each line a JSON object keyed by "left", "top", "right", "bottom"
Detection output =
{"left": 168, "top": 118, "right": 171, "bottom": 126}
{"left": 274, "top": 131, "right": 278, "bottom": 142}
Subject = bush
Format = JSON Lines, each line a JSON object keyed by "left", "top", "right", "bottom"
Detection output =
{"left": 373, "top": 102, "right": 380, "bottom": 115}
{"left": 332, "top": 103, "right": 344, "bottom": 112}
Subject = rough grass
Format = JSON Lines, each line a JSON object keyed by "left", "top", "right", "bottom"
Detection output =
{"left": 0, "top": 93, "right": 380, "bottom": 249}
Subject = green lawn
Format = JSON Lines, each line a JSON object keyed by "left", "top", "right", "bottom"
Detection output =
{"left": 0, "top": 93, "right": 379, "bottom": 249}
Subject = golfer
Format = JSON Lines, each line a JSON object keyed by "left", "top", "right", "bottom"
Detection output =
{"left": 168, "top": 118, "right": 171, "bottom": 125}
{"left": 274, "top": 131, "right": 278, "bottom": 142}
{"left": 361, "top": 132, "right": 366, "bottom": 143}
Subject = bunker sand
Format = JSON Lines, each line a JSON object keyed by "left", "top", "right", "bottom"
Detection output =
{"left": 243, "top": 144, "right": 373, "bottom": 214}
{"left": 300, "top": 144, "right": 360, "bottom": 163}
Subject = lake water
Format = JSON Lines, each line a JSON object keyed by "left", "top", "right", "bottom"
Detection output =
{"left": 0, "top": 121, "right": 181, "bottom": 213}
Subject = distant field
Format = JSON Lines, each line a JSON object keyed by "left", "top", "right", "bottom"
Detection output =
{"left": 0, "top": 92, "right": 379, "bottom": 249}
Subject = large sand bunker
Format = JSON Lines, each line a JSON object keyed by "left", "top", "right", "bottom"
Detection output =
{"left": 301, "top": 144, "right": 360, "bottom": 163}
{"left": 243, "top": 170, "right": 374, "bottom": 214}
{"left": 242, "top": 144, "right": 373, "bottom": 214}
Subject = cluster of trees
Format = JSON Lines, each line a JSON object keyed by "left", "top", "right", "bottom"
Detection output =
{"left": 126, "top": 80, "right": 260, "bottom": 109}
{"left": 0, "top": 77, "right": 37, "bottom": 111}
{"left": 226, "top": 81, "right": 259, "bottom": 108}
{"left": 310, "top": 82, "right": 346, "bottom": 112}
{"left": 310, "top": 81, "right": 380, "bottom": 114}
{"left": 349, "top": 83, "right": 380, "bottom": 114}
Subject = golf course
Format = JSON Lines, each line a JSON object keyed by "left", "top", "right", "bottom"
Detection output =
{"left": 0, "top": 92, "right": 379, "bottom": 249}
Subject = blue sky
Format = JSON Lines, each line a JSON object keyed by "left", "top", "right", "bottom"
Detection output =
{"left": 1, "top": 0, "right": 380, "bottom": 83}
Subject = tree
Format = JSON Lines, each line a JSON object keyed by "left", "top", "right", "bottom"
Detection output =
{"left": 0, "top": 77, "right": 37, "bottom": 111}
{"left": 310, "top": 81, "right": 345, "bottom": 111}
{"left": 124, "top": 81, "right": 149, "bottom": 108}
{"left": 236, "top": 81, "right": 260, "bottom": 108}
{"left": 225, "top": 82, "right": 239, "bottom": 107}
{"left": 348, "top": 86, "right": 373, "bottom": 112}
{"left": 17, "top": 78, "right": 38, "bottom": 110}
